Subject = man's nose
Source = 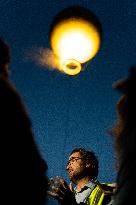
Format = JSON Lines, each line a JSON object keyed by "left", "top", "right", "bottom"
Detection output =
{"left": 66, "top": 164, "right": 69, "bottom": 171}
{"left": 66, "top": 162, "right": 70, "bottom": 170}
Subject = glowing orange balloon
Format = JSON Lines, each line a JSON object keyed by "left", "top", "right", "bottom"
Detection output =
{"left": 50, "top": 6, "right": 102, "bottom": 75}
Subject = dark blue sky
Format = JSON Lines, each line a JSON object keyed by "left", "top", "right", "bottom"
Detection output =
{"left": 1, "top": 1, "right": 136, "bottom": 204}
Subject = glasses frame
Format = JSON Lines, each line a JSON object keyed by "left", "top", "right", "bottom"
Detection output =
{"left": 66, "top": 157, "right": 84, "bottom": 167}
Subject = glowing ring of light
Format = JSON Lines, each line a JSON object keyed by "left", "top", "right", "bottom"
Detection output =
{"left": 62, "top": 59, "right": 81, "bottom": 75}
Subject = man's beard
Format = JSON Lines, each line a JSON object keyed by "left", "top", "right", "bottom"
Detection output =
{"left": 68, "top": 168, "right": 87, "bottom": 184}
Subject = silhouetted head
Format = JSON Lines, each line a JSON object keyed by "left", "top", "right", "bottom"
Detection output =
{"left": 0, "top": 37, "right": 48, "bottom": 204}
{"left": 111, "top": 67, "right": 136, "bottom": 162}
{"left": 0, "top": 38, "right": 10, "bottom": 77}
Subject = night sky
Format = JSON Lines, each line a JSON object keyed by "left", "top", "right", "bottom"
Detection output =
{"left": 1, "top": 1, "right": 136, "bottom": 205}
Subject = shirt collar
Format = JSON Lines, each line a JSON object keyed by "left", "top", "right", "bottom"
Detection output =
{"left": 75, "top": 180, "right": 97, "bottom": 193}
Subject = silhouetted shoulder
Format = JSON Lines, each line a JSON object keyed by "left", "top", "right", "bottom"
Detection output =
{"left": 0, "top": 76, "right": 47, "bottom": 205}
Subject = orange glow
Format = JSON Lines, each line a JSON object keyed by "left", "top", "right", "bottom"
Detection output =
{"left": 50, "top": 18, "right": 101, "bottom": 75}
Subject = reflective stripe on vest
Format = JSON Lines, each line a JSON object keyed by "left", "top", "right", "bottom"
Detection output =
{"left": 86, "top": 184, "right": 105, "bottom": 205}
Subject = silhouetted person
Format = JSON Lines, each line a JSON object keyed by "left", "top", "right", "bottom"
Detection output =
{"left": 0, "top": 37, "right": 48, "bottom": 205}
{"left": 48, "top": 147, "right": 115, "bottom": 205}
{"left": 111, "top": 67, "right": 136, "bottom": 205}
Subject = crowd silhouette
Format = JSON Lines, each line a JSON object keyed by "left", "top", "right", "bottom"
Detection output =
{"left": 0, "top": 38, "right": 48, "bottom": 205}
{"left": 111, "top": 67, "right": 136, "bottom": 205}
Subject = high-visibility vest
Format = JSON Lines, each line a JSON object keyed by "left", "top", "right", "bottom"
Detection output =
{"left": 86, "top": 183, "right": 113, "bottom": 205}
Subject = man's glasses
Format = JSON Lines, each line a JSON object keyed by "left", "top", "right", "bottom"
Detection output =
{"left": 66, "top": 157, "right": 84, "bottom": 167}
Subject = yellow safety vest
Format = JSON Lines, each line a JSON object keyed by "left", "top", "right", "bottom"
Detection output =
{"left": 86, "top": 183, "right": 113, "bottom": 205}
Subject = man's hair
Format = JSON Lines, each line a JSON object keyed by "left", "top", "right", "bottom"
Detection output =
{"left": 70, "top": 147, "right": 99, "bottom": 179}
{"left": 0, "top": 38, "right": 10, "bottom": 65}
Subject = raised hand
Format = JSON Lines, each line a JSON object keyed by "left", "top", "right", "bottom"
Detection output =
{"left": 48, "top": 176, "right": 76, "bottom": 205}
